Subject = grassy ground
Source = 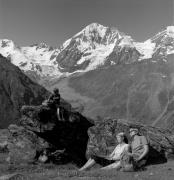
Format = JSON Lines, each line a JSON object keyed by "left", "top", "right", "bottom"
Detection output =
{"left": 1, "top": 152, "right": 174, "bottom": 180}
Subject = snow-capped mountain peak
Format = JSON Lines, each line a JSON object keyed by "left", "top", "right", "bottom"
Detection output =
{"left": 0, "top": 39, "right": 16, "bottom": 56}
{"left": 134, "top": 26, "right": 174, "bottom": 59}
{"left": 73, "top": 23, "right": 122, "bottom": 45}
{"left": 37, "top": 42, "right": 49, "bottom": 48}
{"left": 119, "top": 35, "right": 134, "bottom": 48}
{"left": 0, "top": 23, "right": 174, "bottom": 80}
{"left": 74, "top": 23, "right": 108, "bottom": 39}
{"left": 0, "top": 39, "right": 33, "bottom": 71}
{"left": 166, "top": 26, "right": 174, "bottom": 37}
{"left": 0, "top": 39, "right": 62, "bottom": 77}
{"left": 56, "top": 23, "right": 133, "bottom": 72}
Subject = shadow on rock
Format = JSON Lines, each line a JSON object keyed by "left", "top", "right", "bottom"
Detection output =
{"left": 86, "top": 118, "right": 174, "bottom": 166}
{"left": 11, "top": 103, "right": 94, "bottom": 166}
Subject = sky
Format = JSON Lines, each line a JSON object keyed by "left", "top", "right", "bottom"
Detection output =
{"left": 0, "top": 0, "right": 173, "bottom": 47}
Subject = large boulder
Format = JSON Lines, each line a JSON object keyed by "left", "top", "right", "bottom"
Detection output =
{"left": 7, "top": 124, "right": 49, "bottom": 164}
{"left": 17, "top": 104, "right": 93, "bottom": 165}
{"left": 86, "top": 118, "right": 174, "bottom": 164}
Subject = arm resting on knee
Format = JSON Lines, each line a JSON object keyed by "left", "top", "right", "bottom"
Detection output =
{"left": 137, "top": 145, "right": 149, "bottom": 161}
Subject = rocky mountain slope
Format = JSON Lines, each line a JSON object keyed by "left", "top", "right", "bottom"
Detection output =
{"left": 0, "top": 23, "right": 173, "bottom": 81}
{"left": 0, "top": 39, "right": 62, "bottom": 80}
{"left": 68, "top": 53, "right": 174, "bottom": 128}
{"left": 0, "top": 23, "right": 174, "bottom": 128}
{"left": 0, "top": 54, "right": 49, "bottom": 128}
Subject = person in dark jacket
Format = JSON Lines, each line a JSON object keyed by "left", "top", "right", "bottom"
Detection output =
{"left": 47, "top": 88, "right": 62, "bottom": 120}
{"left": 48, "top": 88, "right": 60, "bottom": 107}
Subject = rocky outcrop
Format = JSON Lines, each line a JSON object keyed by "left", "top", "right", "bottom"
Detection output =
{"left": 0, "top": 57, "right": 93, "bottom": 166}
{"left": 86, "top": 118, "right": 174, "bottom": 164}
{"left": 7, "top": 124, "right": 49, "bottom": 164}
{"left": 0, "top": 54, "right": 50, "bottom": 128}
{"left": 3, "top": 112, "right": 174, "bottom": 166}
{"left": 5, "top": 104, "right": 93, "bottom": 165}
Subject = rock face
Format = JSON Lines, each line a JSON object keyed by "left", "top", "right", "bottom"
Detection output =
{"left": 7, "top": 124, "right": 49, "bottom": 164}
{"left": 1, "top": 25, "right": 173, "bottom": 81}
{"left": 3, "top": 110, "right": 174, "bottom": 166}
{"left": 0, "top": 56, "right": 93, "bottom": 165}
{"left": 0, "top": 54, "right": 50, "bottom": 128}
{"left": 7, "top": 103, "right": 93, "bottom": 165}
{"left": 86, "top": 118, "right": 174, "bottom": 164}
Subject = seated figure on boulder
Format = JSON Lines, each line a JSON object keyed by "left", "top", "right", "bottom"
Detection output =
{"left": 43, "top": 88, "right": 62, "bottom": 120}
{"left": 48, "top": 88, "right": 60, "bottom": 107}
{"left": 79, "top": 132, "right": 129, "bottom": 171}
{"left": 126, "top": 128, "right": 149, "bottom": 171}
{"left": 42, "top": 88, "right": 60, "bottom": 107}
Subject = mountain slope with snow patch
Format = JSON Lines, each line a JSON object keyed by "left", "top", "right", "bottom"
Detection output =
{"left": 0, "top": 23, "right": 174, "bottom": 80}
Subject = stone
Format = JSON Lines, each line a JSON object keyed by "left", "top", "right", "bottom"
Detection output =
{"left": 86, "top": 118, "right": 174, "bottom": 164}
{"left": 18, "top": 104, "right": 93, "bottom": 165}
{"left": 0, "top": 174, "right": 26, "bottom": 180}
{"left": 7, "top": 124, "right": 49, "bottom": 164}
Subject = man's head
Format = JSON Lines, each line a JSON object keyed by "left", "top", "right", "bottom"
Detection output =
{"left": 53, "top": 88, "right": 59, "bottom": 94}
{"left": 129, "top": 128, "right": 139, "bottom": 137}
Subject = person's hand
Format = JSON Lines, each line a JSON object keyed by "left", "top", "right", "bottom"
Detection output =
{"left": 106, "top": 156, "right": 112, "bottom": 160}
{"left": 105, "top": 155, "right": 113, "bottom": 160}
{"left": 134, "top": 158, "right": 141, "bottom": 164}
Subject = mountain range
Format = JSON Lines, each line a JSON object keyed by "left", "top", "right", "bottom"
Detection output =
{"left": 0, "top": 23, "right": 174, "bottom": 128}
{"left": 0, "top": 23, "right": 173, "bottom": 81}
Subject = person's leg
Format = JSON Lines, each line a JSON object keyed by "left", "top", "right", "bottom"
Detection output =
{"left": 57, "top": 107, "right": 61, "bottom": 120}
{"left": 134, "top": 159, "right": 147, "bottom": 171}
{"left": 79, "top": 158, "right": 96, "bottom": 171}
{"left": 101, "top": 161, "right": 121, "bottom": 170}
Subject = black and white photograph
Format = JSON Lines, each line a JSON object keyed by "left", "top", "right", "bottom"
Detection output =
{"left": 0, "top": 0, "right": 174, "bottom": 179}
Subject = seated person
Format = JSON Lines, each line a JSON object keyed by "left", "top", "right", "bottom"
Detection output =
{"left": 43, "top": 88, "right": 62, "bottom": 120}
{"left": 48, "top": 88, "right": 60, "bottom": 107}
{"left": 128, "top": 128, "right": 149, "bottom": 170}
{"left": 42, "top": 88, "right": 60, "bottom": 107}
{"left": 79, "top": 132, "right": 129, "bottom": 171}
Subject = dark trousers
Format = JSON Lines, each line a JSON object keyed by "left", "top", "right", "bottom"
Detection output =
{"left": 90, "top": 155, "right": 116, "bottom": 166}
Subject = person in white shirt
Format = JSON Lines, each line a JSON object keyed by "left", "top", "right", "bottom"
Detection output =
{"left": 79, "top": 132, "right": 129, "bottom": 171}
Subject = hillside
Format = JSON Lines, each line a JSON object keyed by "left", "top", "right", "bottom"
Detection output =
{"left": 0, "top": 54, "right": 49, "bottom": 128}
{"left": 0, "top": 23, "right": 174, "bottom": 128}
{"left": 69, "top": 54, "right": 174, "bottom": 129}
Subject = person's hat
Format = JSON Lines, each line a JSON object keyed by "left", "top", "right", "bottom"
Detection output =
{"left": 129, "top": 128, "right": 139, "bottom": 133}
{"left": 53, "top": 88, "right": 59, "bottom": 93}
{"left": 116, "top": 132, "right": 125, "bottom": 137}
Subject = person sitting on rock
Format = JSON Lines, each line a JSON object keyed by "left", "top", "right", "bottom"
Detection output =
{"left": 79, "top": 132, "right": 129, "bottom": 171}
{"left": 42, "top": 88, "right": 60, "bottom": 107}
{"left": 127, "top": 128, "right": 149, "bottom": 170}
{"left": 48, "top": 88, "right": 61, "bottom": 107}
{"left": 47, "top": 88, "right": 62, "bottom": 120}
